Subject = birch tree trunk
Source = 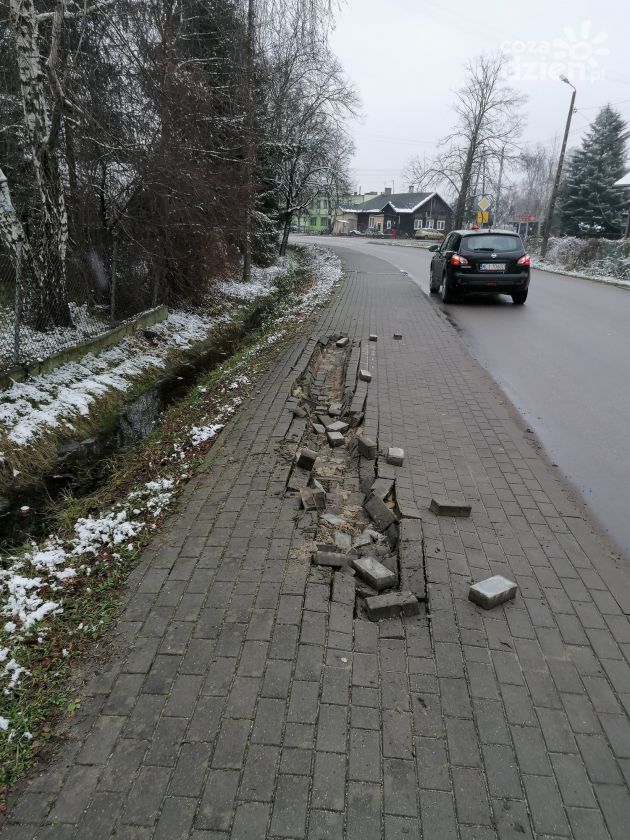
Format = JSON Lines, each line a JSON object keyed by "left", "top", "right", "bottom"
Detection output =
{"left": 7, "top": 0, "right": 73, "bottom": 329}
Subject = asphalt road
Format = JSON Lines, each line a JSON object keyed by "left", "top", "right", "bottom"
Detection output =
{"left": 295, "top": 234, "right": 630, "bottom": 560}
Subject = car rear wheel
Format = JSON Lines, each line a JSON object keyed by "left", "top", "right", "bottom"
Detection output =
{"left": 429, "top": 270, "right": 440, "bottom": 294}
{"left": 441, "top": 273, "right": 455, "bottom": 304}
{"left": 512, "top": 291, "right": 528, "bottom": 305}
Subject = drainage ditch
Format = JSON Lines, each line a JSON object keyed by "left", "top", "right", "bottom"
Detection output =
{"left": 0, "top": 302, "right": 272, "bottom": 551}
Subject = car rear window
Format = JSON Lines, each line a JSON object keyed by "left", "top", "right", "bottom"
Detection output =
{"left": 462, "top": 234, "right": 522, "bottom": 252}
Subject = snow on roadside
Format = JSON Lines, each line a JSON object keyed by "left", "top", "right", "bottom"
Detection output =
{"left": 0, "top": 311, "right": 225, "bottom": 448}
{"left": 532, "top": 259, "right": 630, "bottom": 288}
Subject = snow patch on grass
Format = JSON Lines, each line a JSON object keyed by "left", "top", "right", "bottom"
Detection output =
{"left": 0, "top": 310, "right": 222, "bottom": 447}
{"left": 218, "top": 256, "right": 294, "bottom": 301}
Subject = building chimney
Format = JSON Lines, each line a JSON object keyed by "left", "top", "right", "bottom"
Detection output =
{"left": 408, "top": 185, "right": 415, "bottom": 193}
{"left": 384, "top": 187, "right": 392, "bottom": 195}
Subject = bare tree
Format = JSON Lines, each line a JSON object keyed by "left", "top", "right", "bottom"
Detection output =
{"left": 508, "top": 144, "right": 558, "bottom": 224}
{"left": 407, "top": 53, "right": 526, "bottom": 228}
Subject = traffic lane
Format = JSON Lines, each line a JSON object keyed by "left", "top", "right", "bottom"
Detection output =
{"left": 295, "top": 235, "right": 630, "bottom": 558}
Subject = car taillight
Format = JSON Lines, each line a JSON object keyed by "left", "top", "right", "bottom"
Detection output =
{"left": 517, "top": 254, "right": 531, "bottom": 266}
{"left": 450, "top": 253, "right": 469, "bottom": 266}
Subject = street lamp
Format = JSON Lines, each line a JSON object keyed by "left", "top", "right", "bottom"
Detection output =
{"left": 540, "top": 75, "right": 577, "bottom": 259}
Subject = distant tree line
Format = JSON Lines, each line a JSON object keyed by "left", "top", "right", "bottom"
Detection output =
{"left": 0, "top": 0, "right": 357, "bottom": 329}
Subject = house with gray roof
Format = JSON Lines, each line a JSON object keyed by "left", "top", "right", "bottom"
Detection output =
{"left": 337, "top": 188, "right": 453, "bottom": 237}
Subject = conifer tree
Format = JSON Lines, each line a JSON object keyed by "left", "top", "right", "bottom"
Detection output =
{"left": 559, "top": 105, "right": 628, "bottom": 237}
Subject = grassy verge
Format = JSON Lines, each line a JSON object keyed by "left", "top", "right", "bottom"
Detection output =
{"left": 0, "top": 246, "right": 339, "bottom": 794}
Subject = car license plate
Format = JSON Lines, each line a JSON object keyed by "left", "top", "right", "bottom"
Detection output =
{"left": 480, "top": 263, "right": 506, "bottom": 271}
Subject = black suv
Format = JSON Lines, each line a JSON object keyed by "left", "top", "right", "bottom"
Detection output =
{"left": 429, "top": 229, "right": 530, "bottom": 304}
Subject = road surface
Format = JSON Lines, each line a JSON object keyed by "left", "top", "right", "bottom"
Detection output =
{"left": 295, "top": 235, "right": 630, "bottom": 560}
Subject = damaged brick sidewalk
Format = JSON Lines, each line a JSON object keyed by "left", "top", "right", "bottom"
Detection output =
{"left": 3, "top": 246, "right": 630, "bottom": 839}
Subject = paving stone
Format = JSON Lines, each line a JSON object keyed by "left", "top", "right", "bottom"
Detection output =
{"left": 312, "top": 751, "right": 346, "bottom": 811}
{"left": 357, "top": 434, "right": 377, "bottom": 459}
{"left": 327, "top": 430, "right": 345, "bottom": 447}
{"left": 270, "top": 774, "right": 310, "bottom": 837}
{"left": 122, "top": 765, "right": 171, "bottom": 826}
{"left": 383, "top": 757, "right": 418, "bottom": 817}
{"left": 336, "top": 336, "right": 349, "bottom": 348}
{"left": 393, "top": 333, "right": 402, "bottom": 340}
{"left": 366, "top": 591, "right": 419, "bottom": 620}
{"left": 469, "top": 575, "right": 517, "bottom": 609}
{"left": 369, "top": 334, "right": 378, "bottom": 341}
{"left": 327, "top": 420, "right": 350, "bottom": 433}
{"left": 328, "top": 401, "right": 343, "bottom": 416}
{"left": 334, "top": 531, "right": 353, "bottom": 552}
{"left": 352, "top": 555, "right": 397, "bottom": 591}
{"left": 198, "top": 769, "right": 240, "bottom": 831}
{"left": 522, "top": 774, "right": 570, "bottom": 836}
{"left": 347, "top": 781, "right": 382, "bottom": 840}
{"left": 300, "top": 487, "right": 326, "bottom": 512}
{"left": 296, "top": 448, "right": 317, "bottom": 470}
{"left": 386, "top": 447, "right": 404, "bottom": 466}
{"left": 359, "top": 369, "right": 372, "bottom": 382}
{"left": 429, "top": 496, "right": 472, "bottom": 517}
{"left": 370, "top": 477, "right": 395, "bottom": 500}
{"left": 364, "top": 493, "right": 397, "bottom": 530}
{"left": 418, "top": 789, "right": 458, "bottom": 840}
{"left": 313, "top": 549, "right": 351, "bottom": 568}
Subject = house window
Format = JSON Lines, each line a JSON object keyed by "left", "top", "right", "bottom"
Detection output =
{"left": 386, "top": 220, "right": 392, "bottom": 230}
{"left": 414, "top": 219, "right": 422, "bottom": 230}
{"left": 425, "top": 218, "right": 435, "bottom": 229}
{"left": 309, "top": 217, "right": 317, "bottom": 226}
{"left": 368, "top": 218, "right": 375, "bottom": 229}
{"left": 437, "top": 220, "right": 445, "bottom": 230}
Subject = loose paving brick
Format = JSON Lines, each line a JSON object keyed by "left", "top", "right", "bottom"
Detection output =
{"left": 363, "top": 492, "right": 397, "bottom": 530}
{"left": 365, "top": 591, "right": 420, "bottom": 620}
{"left": 327, "top": 420, "right": 350, "bottom": 433}
{"left": 296, "top": 448, "right": 318, "bottom": 470}
{"left": 356, "top": 434, "right": 377, "bottom": 459}
{"left": 352, "top": 555, "right": 397, "bottom": 590}
{"left": 469, "top": 575, "right": 518, "bottom": 609}
{"left": 429, "top": 496, "right": 472, "bottom": 517}
{"left": 387, "top": 447, "right": 404, "bottom": 466}
{"left": 3, "top": 243, "right": 630, "bottom": 840}
{"left": 313, "top": 549, "right": 352, "bottom": 568}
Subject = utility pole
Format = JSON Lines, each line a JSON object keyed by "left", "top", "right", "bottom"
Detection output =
{"left": 540, "top": 76, "right": 576, "bottom": 259}
{"left": 495, "top": 146, "right": 506, "bottom": 226}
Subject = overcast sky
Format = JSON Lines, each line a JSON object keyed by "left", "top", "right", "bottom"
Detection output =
{"left": 329, "top": 0, "right": 629, "bottom": 194}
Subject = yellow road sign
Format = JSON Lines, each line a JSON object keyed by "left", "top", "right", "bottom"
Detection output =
{"left": 478, "top": 196, "right": 491, "bottom": 212}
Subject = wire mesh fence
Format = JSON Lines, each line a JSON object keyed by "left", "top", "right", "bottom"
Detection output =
{"left": 0, "top": 240, "right": 163, "bottom": 375}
